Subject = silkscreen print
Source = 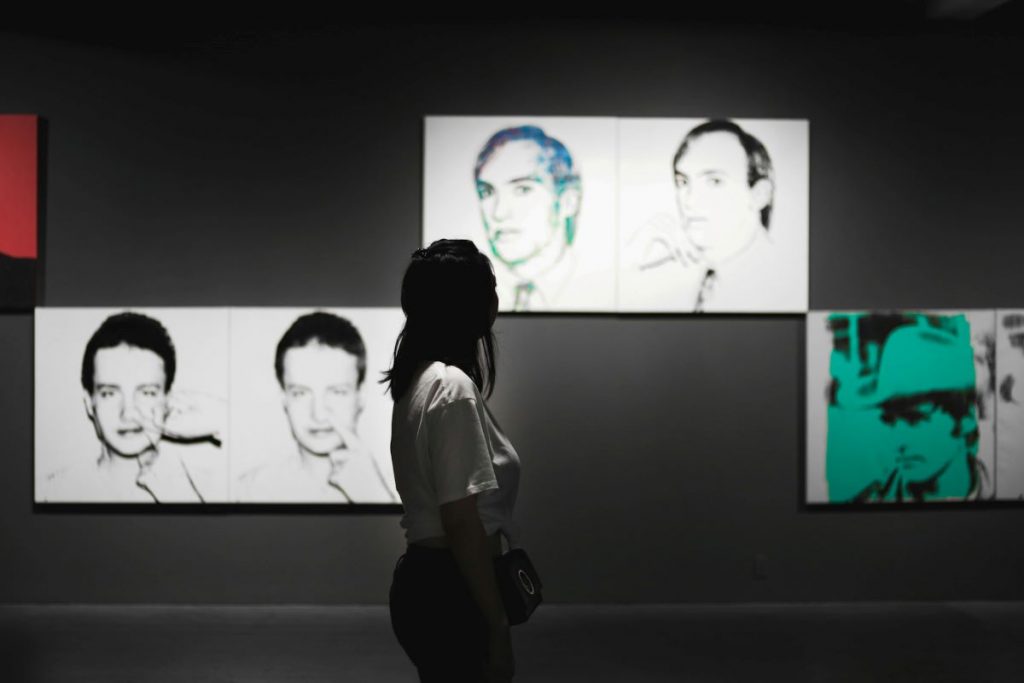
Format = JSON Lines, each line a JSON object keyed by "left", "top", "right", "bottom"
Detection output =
{"left": 35, "top": 307, "right": 404, "bottom": 506}
{"left": 807, "top": 311, "right": 995, "bottom": 504}
{"left": 423, "top": 116, "right": 617, "bottom": 313}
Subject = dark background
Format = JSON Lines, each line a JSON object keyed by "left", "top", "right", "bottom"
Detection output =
{"left": 2, "top": 16, "right": 1023, "bottom": 604}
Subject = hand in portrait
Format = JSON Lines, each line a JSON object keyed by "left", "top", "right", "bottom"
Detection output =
{"left": 131, "top": 390, "right": 225, "bottom": 501}
{"left": 624, "top": 212, "right": 706, "bottom": 277}
{"left": 323, "top": 415, "right": 372, "bottom": 497}
{"left": 134, "top": 440, "right": 202, "bottom": 502}
{"left": 159, "top": 390, "right": 226, "bottom": 445}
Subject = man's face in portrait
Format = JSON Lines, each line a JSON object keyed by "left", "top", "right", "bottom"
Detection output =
{"left": 476, "top": 140, "right": 577, "bottom": 267}
{"left": 876, "top": 394, "right": 971, "bottom": 485}
{"left": 85, "top": 344, "right": 168, "bottom": 457}
{"left": 673, "top": 131, "right": 770, "bottom": 266}
{"left": 281, "top": 343, "right": 362, "bottom": 457}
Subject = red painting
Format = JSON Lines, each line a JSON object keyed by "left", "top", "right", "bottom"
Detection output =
{"left": 0, "top": 114, "right": 38, "bottom": 308}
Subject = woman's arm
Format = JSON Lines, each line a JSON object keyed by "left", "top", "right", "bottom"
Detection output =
{"left": 441, "top": 494, "right": 514, "bottom": 681}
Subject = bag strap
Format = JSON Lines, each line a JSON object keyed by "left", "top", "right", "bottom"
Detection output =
{"left": 498, "top": 529, "right": 509, "bottom": 554}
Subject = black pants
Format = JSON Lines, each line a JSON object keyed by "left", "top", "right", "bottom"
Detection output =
{"left": 389, "top": 545, "right": 489, "bottom": 682}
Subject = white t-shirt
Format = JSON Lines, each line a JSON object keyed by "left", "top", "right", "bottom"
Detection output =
{"left": 391, "top": 361, "right": 520, "bottom": 544}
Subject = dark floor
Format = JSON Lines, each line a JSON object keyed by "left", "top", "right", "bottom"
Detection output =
{"left": 1, "top": 603, "right": 1022, "bottom": 682}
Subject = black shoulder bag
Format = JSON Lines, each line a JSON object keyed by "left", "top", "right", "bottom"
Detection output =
{"left": 493, "top": 536, "right": 542, "bottom": 625}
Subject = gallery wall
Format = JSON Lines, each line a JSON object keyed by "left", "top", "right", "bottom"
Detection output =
{"left": 1, "top": 22, "right": 1023, "bottom": 604}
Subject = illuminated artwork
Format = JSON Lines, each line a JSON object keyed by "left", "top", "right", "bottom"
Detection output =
{"left": 35, "top": 308, "right": 230, "bottom": 503}
{"left": 618, "top": 118, "right": 808, "bottom": 313}
{"left": 229, "top": 308, "right": 401, "bottom": 504}
{"left": 424, "top": 116, "right": 808, "bottom": 313}
{"left": 35, "top": 307, "right": 403, "bottom": 505}
{"left": 424, "top": 117, "right": 617, "bottom": 312}
{"left": 806, "top": 311, "right": 995, "bottom": 504}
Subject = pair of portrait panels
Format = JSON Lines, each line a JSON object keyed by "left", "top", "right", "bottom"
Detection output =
{"left": 35, "top": 307, "right": 404, "bottom": 505}
{"left": 423, "top": 116, "right": 809, "bottom": 314}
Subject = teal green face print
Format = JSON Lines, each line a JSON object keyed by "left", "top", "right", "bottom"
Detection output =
{"left": 825, "top": 313, "right": 980, "bottom": 503}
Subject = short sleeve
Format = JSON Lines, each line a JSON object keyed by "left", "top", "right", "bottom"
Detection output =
{"left": 426, "top": 397, "right": 498, "bottom": 505}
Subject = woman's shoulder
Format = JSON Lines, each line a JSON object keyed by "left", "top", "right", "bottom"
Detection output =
{"left": 418, "top": 361, "right": 480, "bottom": 406}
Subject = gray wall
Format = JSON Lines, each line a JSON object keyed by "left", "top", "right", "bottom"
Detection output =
{"left": 2, "top": 23, "right": 1023, "bottom": 604}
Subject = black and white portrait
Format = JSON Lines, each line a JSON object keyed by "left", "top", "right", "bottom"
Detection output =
{"left": 229, "top": 308, "right": 402, "bottom": 504}
{"left": 35, "top": 308, "right": 230, "bottom": 503}
{"left": 618, "top": 118, "right": 808, "bottom": 313}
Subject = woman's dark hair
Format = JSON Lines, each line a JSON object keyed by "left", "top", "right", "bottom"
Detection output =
{"left": 383, "top": 239, "right": 497, "bottom": 401}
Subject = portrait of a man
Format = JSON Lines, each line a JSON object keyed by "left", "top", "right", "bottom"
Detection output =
{"left": 236, "top": 311, "right": 398, "bottom": 503}
{"left": 423, "top": 116, "right": 618, "bottom": 313}
{"left": 474, "top": 125, "right": 582, "bottom": 311}
{"left": 671, "top": 120, "right": 774, "bottom": 309}
{"left": 820, "top": 312, "right": 992, "bottom": 503}
{"left": 39, "top": 311, "right": 225, "bottom": 503}
{"left": 619, "top": 117, "right": 808, "bottom": 313}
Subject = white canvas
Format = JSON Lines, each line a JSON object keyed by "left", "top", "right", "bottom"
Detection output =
{"left": 35, "top": 308, "right": 230, "bottom": 503}
{"left": 229, "top": 308, "right": 403, "bottom": 504}
{"left": 618, "top": 118, "right": 809, "bottom": 313}
{"left": 805, "top": 311, "right": 832, "bottom": 504}
{"left": 423, "top": 116, "right": 618, "bottom": 313}
{"left": 807, "top": 310, "right": 994, "bottom": 504}
{"left": 995, "top": 309, "right": 1024, "bottom": 500}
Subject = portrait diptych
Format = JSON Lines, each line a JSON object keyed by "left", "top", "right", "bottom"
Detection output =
{"left": 34, "top": 307, "right": 403, "bottom": 505}
{"left": 423, "top": 116, "right": 809, "bottom": 314}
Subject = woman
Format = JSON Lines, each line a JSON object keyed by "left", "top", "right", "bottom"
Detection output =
{"left": 385, "top": 239, "right": 521, "bottom": 682}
